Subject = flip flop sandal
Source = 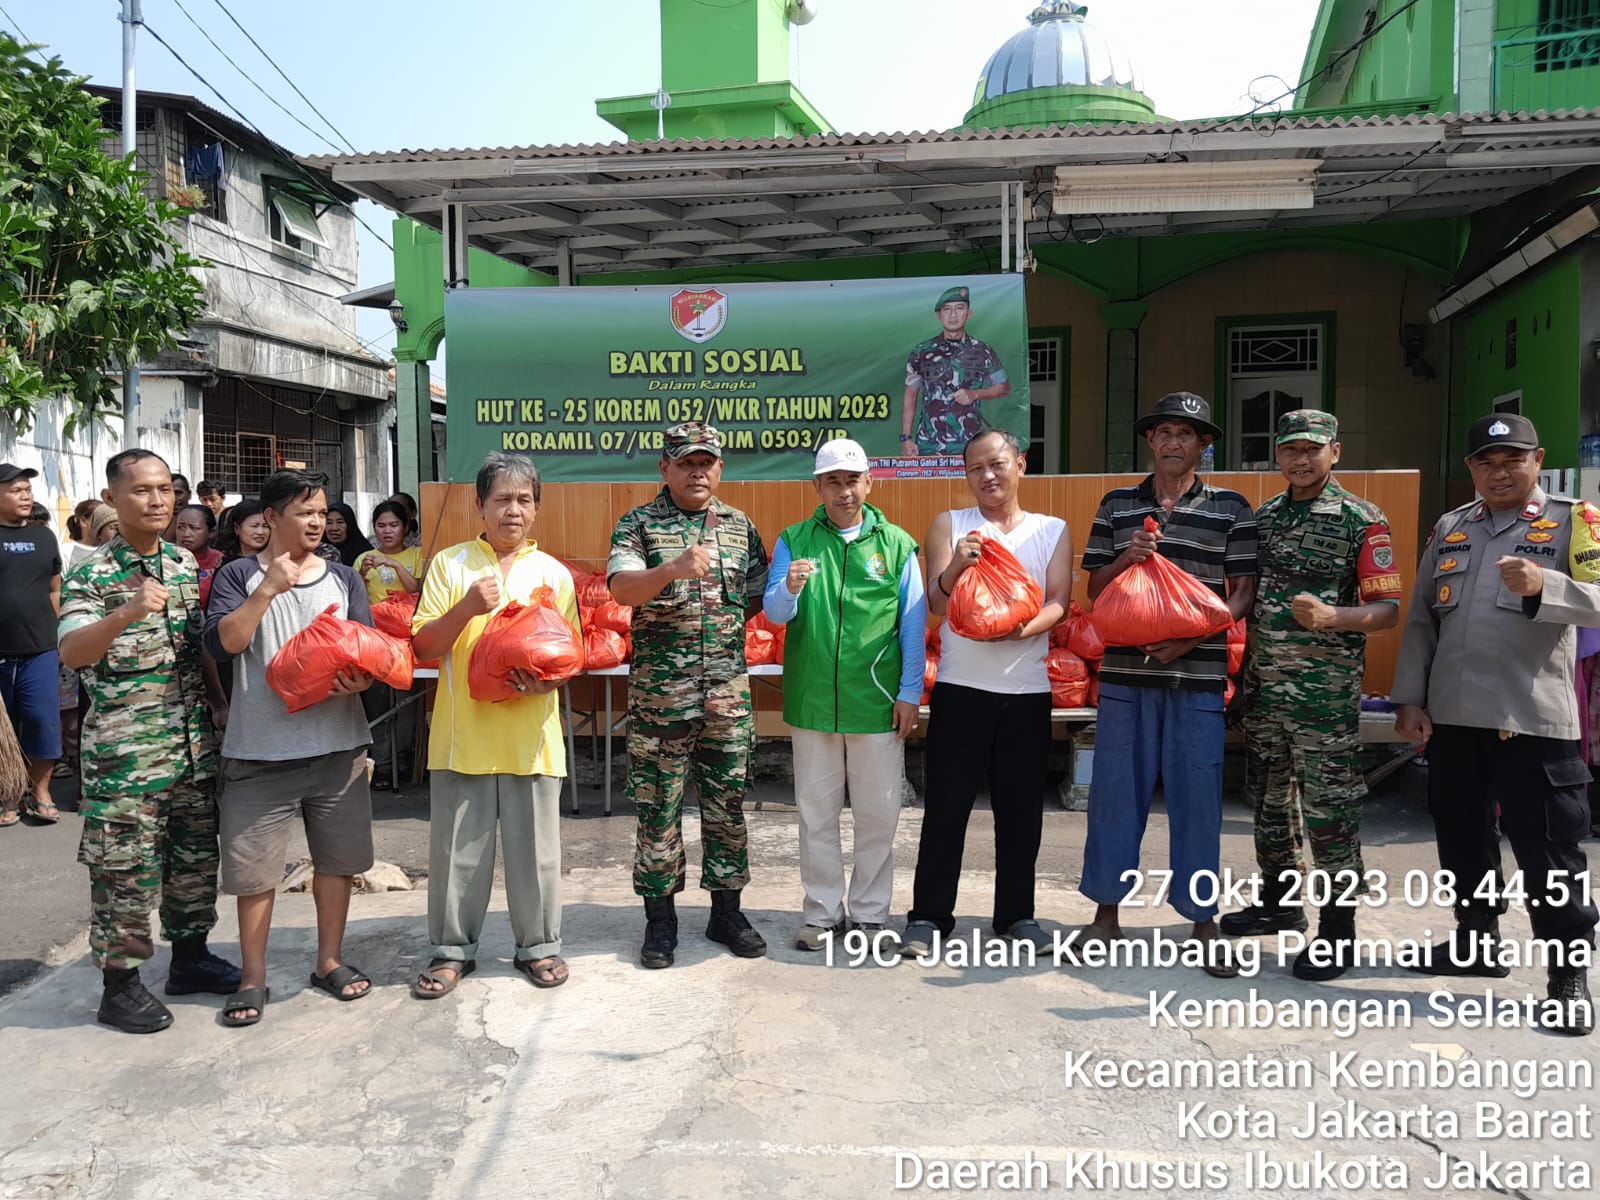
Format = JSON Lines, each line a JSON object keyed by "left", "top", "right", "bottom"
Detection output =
{"left": 21, "top": 797, "right": 60, "bottom": 823}
{"left": 515, "top": 956, "right": 570, "bottom": 989}
{"left": 0, "top": 808, "right": 19, "bottom": 828}
{"left": 309, "top": 964, "right": 372, "bottom": 1001}
{"left": 221, "top": 986, "right": 270, "bottom": 1028}
{"left": 411, "top": 958, "right": 476, "bottom": 1000}
{"left": 1200, "top": 941, "right": 1241, "bottom": 979}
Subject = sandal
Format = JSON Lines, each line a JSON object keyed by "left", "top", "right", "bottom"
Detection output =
{"left": 515, "top": 955, "right": 570, "bottom": 989}
{"left": 412, "top": 958, "right": 475, "bottom": 1000}
{"left": 0, "top": 807, "right": 18, "bottom": 828}
{"left": 309, "top": 963, "right": 372, "bottom": 1001}
{"left": 1198, "top": 938, "right": 1241, "bottom": 979}
{"left": 21, "top": 797, "right": 60, "bottom": 823}
{"left": 371, "top": 778, "right": 394, "bottom": 792}
{"left": 220, "top": 986, "right": 270, "bottom": 1027}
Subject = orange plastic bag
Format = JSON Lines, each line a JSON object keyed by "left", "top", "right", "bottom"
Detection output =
{"left": 468, "top": 587, "right": 584, "bottom": 702}
{"left": 591, "top": 599, "right": 633, "bottom": 635}
{"left": 744, "top": 628, "right": 777, "bottom": 666}
{"left": 577, "top": 573, "right": 613, "bottom": 610}
{"left": 746, "top": 611, "right": 786, "bottom": 664}
{"left": 1227, "top": 619, "right": 1247, "bottom": 676}
{"left": 1090, "top": 518, "right": 1234, "bottom": 647}
{"left": 584, "top": 627, "right": 629, "bottom": 670}
{"left": 1053, "top": 601, "right": 1104, "bottom": 662}
{"left": 947, "top": 535, "right": 1043, "bottom": 642}
{"left": 268, "top": 605, "right": 414, "bottom": 715}
{"left": 921, "top": 656, "right": 938, "bottom": 705}
{"left": 1086, "top": 670, "right": 1100, "bottom": 707}
{"left": 1046, "top": 647, "right": 1090, "bottom": 708}
{"left": 372, "top": 592, "right": 439, "bottom": 671}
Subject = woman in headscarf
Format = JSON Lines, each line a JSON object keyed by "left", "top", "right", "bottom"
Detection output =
{"left": 321, "top": 501, "right": 373, "bottom": 567}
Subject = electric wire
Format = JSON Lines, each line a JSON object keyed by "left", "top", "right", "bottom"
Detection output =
{"left": 142, "top": 20, "right": 393, "bottom": 250}
{"left": 207, "top": 0, "right": 359, "bottom": 155}
{"left": 170, "top": 0, "right": 346, "bottom": 155}
{"left": 1235, "top": 0, "right": 1429, "bottom": 121}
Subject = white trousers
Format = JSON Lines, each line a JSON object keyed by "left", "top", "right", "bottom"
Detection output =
{"left": 790, "top": 729, "right": 905, "bottom": 926}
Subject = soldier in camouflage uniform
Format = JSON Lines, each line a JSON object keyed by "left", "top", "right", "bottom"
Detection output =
{"left": 608, "top": 422, "right": 771, "bottom": 968}
{"left": 1223, "top": 411, "right": 1402, "bottom": 981}
{"left": 900, "top": 285, "right": 1012, "bottom": 457}
{"left": 59, "top": 449, "right": 238, "bottom": 1034}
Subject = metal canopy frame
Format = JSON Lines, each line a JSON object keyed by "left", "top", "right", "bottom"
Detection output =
{"left": 304, "top": 112, "right": 1600, "bottom": 281}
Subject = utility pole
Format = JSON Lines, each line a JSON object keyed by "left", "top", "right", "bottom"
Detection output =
{"left": 120, "top": 0, "right": 142, "bottom": 449}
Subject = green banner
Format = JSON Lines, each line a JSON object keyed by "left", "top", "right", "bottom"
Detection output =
{"left": 444, "top": 275, "right": 1030, "bottom": 481}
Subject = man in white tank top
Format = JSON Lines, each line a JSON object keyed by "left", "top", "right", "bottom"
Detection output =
{"left": 903, "top": 430, "right": 1073, "bottom": 958}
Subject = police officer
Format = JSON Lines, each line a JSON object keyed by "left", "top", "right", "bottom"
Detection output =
{"left": 59, "top": 449, "right": 238, "bottom": 1033}
{"left": 607, "top": 422, "right": 771, "bottom": 968}
{"left": 1393, "top": 413, "right": 1599, "bottom": 1036}
{"left": 900, "top": 286, "right": 1011, "bottom": 458}
{"left": 1222, "top": 411, "right": 1402, "bottom": 980}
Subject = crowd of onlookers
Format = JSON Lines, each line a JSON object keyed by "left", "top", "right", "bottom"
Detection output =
{"left": 15, "top": 475, "right": 429, "bottom": 806}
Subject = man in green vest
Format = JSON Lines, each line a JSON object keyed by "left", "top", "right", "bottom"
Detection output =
{"left": 764, "top": 438, "right": 926, "bottom": 952}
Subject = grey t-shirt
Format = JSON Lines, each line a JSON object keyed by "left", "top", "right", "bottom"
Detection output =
{"left": 204, "top": 555, "right": 374, "bottom": 762}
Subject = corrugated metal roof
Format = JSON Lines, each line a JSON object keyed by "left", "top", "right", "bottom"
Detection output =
{"left": 303, "top": 109, "right": 1600, "bottom": 167}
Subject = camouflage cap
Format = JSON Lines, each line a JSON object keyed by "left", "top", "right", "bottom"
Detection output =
{"left": 1275, "top": 409, "right": 1339, "bottom": 446}
{"left": 935, "top": 285, "right": 971, "bottom": 312}
{"left": 663, "top": 421, "right": 724, "bottom": 460}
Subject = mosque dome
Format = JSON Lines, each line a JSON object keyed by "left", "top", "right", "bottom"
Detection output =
{"left": 964, "top": 2, "right": 1158, "bottom": 130}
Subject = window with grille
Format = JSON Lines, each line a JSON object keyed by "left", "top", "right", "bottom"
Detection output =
{"left": 1226, "top": 323, "right": 1327, "bottom": 470}
{"left": 1536, "top": 0, "right": 1600, "bottom": 71}
{"left": 203, "top": 379, "right": 345, "bottom": 497}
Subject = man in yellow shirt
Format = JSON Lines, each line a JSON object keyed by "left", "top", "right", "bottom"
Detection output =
{"left": 411, "top": 452, "right": 580, "bottom": 995}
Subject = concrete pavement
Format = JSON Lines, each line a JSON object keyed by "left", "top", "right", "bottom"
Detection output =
{"left": 2, "top": 780, "right": 1597, "bottom": 1199}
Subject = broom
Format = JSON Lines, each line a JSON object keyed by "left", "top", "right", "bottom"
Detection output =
{"left": 0, "top": 699, "right": 29, "bottom": 804}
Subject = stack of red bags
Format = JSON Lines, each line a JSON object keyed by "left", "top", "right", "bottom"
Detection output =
{"left": 562, "top": 560, "right": 632, "bottom": 670}
{"left": 1050, "top": 602, "right": 1104, "bottom": 707}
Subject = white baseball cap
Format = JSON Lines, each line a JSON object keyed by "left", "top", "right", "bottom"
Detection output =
{"left": 813, "top": 438, "right": 871, "bottom": 476}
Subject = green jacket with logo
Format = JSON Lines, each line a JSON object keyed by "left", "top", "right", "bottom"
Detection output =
{"left": 779, "top": 504, "right": 917, "bottom": 734}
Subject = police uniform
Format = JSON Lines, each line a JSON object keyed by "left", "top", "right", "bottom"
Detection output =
{"left": 1393, "top": 413, "right": 1599, "bottom": 1031}
{"left": 59, "top": 537, "right": 221, "bottom": 972}
{"left": 1242, "top": 412, "right": 1403, "bottom": 902}
{"left": 904, "top": 285, "right": 1009, "bottom": 455}
{"left": 607, "top": 423, "right": 770, "bottom": 900}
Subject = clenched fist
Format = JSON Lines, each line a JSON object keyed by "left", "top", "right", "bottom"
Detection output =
{"left": 1497, "top": 555, "right": 1545, "bottom": 597}
{"left": 462, "top": 575, "right": 502, "bottom": 616}
{"left": 124, "top": 575, "right": 170, "bottom": 617}
{"left": 261, "top": 552, "right": 301, "bottom": 597}
{"left": 1124, "top": 526, "right": 1163, "bottom": 565}
{"left": 673, "top": 544, "right": 713, "bottom": 580}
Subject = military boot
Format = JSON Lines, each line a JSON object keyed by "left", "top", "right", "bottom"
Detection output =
{"left": 706, "top": 889, "right": 767, "bottom": 958}
{"left": 98, "top": 968, "right": 175, "bottom": 1035}
{"left": 640, "top": 896, "right": 678, "bottom": 970}
{"left": 1220, "top": 874, "right": 1308, "bottom": 937}
{"left": 1406, "top": 913, "right": 1512, "bottom": 978}
{"left": 165, "top": 937, "right": 243, "bottom": 996}
{"left": 1547, "top": 967, "right": 1594, "bottom": 1037}
{"left": 1292, "top": 904, "right": 1357, "bottom": 982}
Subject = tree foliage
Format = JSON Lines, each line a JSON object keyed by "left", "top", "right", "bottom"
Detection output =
{"left": 0, "top": 34, "right": 207, "bottom": 434}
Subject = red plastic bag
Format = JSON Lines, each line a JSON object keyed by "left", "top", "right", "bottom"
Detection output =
{"left": 468, "top": 587, "right": 584, "bottom": 702}
{"left": 744, "top": 628, "right": 777, "bottom": 666}
{"left": 926, "top": 622, "right": 942, "bottom": 660}
{"left": 584, "top": 627, "right": 629, "bottom": 670}
{"left": 591, "top": 599, "right": 633, "bottom": 635}
{"left": 578, "top": 573, "right": 613, "bottom": 610}
{"left": 1086, "top": 670, "right": 1100, "bottom": 707}
{"left": 921, "top": 656, "right": 938, "bottom": 705}
{"left": 1046, "top": 647, "right": 1090, "bottom": 708}
{"left": 1054, "top": 601, "right": 1104, "bottom": 662}
{"left": 1090, "top": 518, "right": 1234, "bottom": 647}
{"left": 1227, "top": 619, "right": 1247, "bottom": 676}
{"left": 370, "top": 592, "right": 417, "bottom": 641}
{"left": 268, "top": 605, "right": 414, "bottom": 715}
{"left": 746, "top": 612, "right": 787, "bottom": 664}
{"left": 947, "top": 535, "right": 1043, "bottom": 642}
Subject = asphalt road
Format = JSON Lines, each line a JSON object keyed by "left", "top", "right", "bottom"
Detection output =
{"left": 0, "top": 745, "right": 1450, "bottom": 998}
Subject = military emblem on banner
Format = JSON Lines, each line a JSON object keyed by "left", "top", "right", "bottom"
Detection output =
{"left": 669, "top": 288, "right": 729, "bottom": 344}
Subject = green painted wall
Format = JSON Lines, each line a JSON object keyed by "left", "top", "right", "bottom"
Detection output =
{"left": 1338, "top": 0, "right": 1455, "bottom": 112}
{"left": 1452, "top": 252, "right": 1582, "bottom": 475}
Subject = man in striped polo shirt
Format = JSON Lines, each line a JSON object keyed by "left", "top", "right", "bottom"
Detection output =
{"left": 1075, "top": 392, "right": 1259, "bottom": 975}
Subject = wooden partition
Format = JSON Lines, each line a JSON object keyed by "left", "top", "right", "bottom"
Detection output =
{"left": 421, "top": 471, "right": 1420, "bottom": 698}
